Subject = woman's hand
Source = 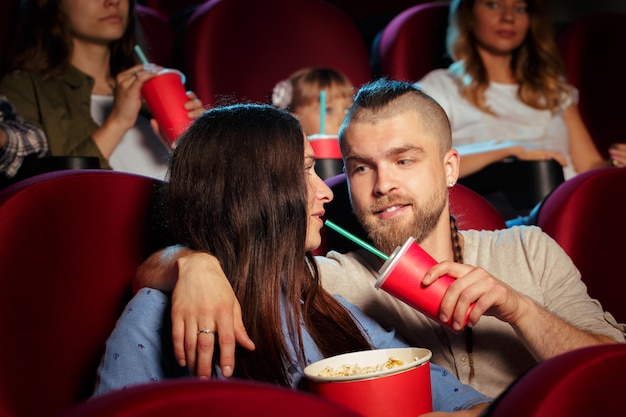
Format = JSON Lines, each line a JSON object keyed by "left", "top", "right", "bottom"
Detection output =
{"left": 514, "top": 146, "right": 568, "bottom": 167}
{"left": 456, "top": 141, "right": 567, "bottom": 177}
{"left": 169, "top": 252, "right": 255, "bottom": 377}
{"left": 184, "top": 91, "right": 205, "bottom": 119}
{"left": 609, "top": 143, "right": 626, "bottom": 167}
{"left": 111, "top": 64, "right": 161, "bottom": 131}
{"left": 93, "top": 64, "right": 161, "bottom": 158}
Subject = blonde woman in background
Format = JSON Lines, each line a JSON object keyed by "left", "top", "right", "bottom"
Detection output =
{"left": 417, "top": 0, "right": 624, "bottom": 180}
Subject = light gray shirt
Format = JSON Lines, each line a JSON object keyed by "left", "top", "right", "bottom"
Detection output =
{"left": 316, "top": 226, "right": 625, "bottom": 398}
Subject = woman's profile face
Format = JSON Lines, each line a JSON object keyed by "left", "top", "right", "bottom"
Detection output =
{"left": 471, "top": 0, "right": 529, "bottom": 57}
{"left": 304, "top": 137, "right": 333, "bottom": 252}
{"left": 60, "top": 0, "right": 129, "bottom": 45}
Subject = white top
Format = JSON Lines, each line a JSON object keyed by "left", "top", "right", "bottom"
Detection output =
{"left": 90, "top": 95, "right": 170, "bottom": 180}
{"left": 417, "top": 69, "right": 577, "bottom": 179}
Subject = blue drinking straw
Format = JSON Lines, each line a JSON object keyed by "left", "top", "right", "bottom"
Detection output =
{"left": 324, "top": 219, "right": 389, "bottom": 260}
{"left": 134, "top": 45, "right": 149, "bottom": 65}
{"left": 319, "top": 89, "right": 326, "bottom": 135}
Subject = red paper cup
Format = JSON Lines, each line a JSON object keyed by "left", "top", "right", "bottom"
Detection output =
{"left": 141, "top": 69, "right": 193, "bottom": 145}
{"left": 308, "top": 134, "right": 343, "bottom": 179}
{"left": 375, "top": 237, "right": 475, "bottom": 331}
{"left": 304, "top": 347, "right": 432, "bottom": 417}
{"left": 308, "top": 134, "right": 342, "bottom": 159}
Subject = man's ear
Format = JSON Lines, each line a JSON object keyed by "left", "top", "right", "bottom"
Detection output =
{"left": 444, "top": 148, "right": 460, "bottom": 185}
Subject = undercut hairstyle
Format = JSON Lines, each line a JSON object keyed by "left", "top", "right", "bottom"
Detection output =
{"left": 166, "top": 104, "right": 370, "bottom": 386}
{"left": 8, "top": 0, "right": 142, "bottom": 78}
{"left": 446, "top": 0, "right": 570, "bottom": 114}
{"left": 339, "top": 78, "right": 452, "bottom": 156}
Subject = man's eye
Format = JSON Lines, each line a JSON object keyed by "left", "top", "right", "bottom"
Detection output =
{"left": 352, "top": 165, "right": 368, "bottom": 174}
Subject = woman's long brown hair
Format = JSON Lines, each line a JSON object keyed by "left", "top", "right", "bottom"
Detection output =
{"left": 166, "top": 104, "right": 370, "bottom": 385}
{"left": 446, "top": 0, "right": 570, "bottom": 114}
{"left": 8, "top": 0, "right": 142, "bottom": 78}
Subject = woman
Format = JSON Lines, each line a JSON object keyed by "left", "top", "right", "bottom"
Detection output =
{"left": 0, "top": 0, "right": 204, "bottom": 179}
{"left": 93, "top": 103, "right": 491, "bottom": 415}
{"left": 417, "top": 0, "right": 623, "bottom": 179}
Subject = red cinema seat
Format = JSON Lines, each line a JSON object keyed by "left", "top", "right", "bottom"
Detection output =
{"left": 182, "top": 0, "right": 373, "bottom": 106}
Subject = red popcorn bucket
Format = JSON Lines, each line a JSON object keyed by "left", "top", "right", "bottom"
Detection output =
{"left": 304, "top": 347, "right": 433, "bottom": 417}
{"left": 375, "top": 237, "right": 475, "bottom": 331}
{"left": 141, "top": 69, "right": 193, "bottom": 146}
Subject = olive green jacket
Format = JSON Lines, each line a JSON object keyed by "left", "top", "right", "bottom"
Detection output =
{"left": 1, "top": 66, "right": 152, "bottom": 170}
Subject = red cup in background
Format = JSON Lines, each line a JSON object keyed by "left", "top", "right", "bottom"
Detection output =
{"left": 141, "top": 69, "right": 193, "bottom": 146}
{"left": 375, "top": 237, "right": 475, "bottom": 331}
{"left": 308, "top": 134, "right": 343, "bottom": 180}
{"left": 304, "top": 347, "right": 432, "bottom": 417}
{"left": 308, "top": 134, "right": 342, "bottom": 159}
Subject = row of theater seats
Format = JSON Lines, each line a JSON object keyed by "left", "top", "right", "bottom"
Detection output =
{"left": 140, "top": 0, "right": 420, "bottom": 22}
{"left": 134, "top": 0, "right": 626, "bottom": 163}
{"left": 0, "top": 167, "right": 625, "bottom": 416}
{"left": 1, "top": 0, "right": 623, "bottom": 162}
{"left": 140, "top": 0, "right": 374, "bottom": 106}
{"left": 135, "top": 0, "right": 446, "bottom": 105}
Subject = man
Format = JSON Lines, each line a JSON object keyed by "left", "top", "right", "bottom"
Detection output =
{"left": 136, "top": 79, "right": 624, "bottom": 398}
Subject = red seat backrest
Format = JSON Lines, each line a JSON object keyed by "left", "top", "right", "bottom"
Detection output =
{"left": 141, "top": 0, "right": 204, "bottom": 18}
{"left": 375, "top": 2, "right": 451, "bottom": 83}
{"left": 182, "top": 0, "right": 373, "bottom": 106}
{"left": 326, "top": 0, "right": 430, "bottom": 22}
{"left": 136, "top": 4, "right": 176, "bottom": 68}
{"left": 0, "top": 170, "right": 166, "bottom": 417}
{"left": 448, "top": 179, "right": 508, "bottom": 231}
{"left": 536, "top": 166, "right": 626, "bottom": 322}
{"left": 57, "top": 379, "right": 362, "bottom": 417}
{"left": 557, "top": 12, "right": 626, "bottom": 159}
{"left": 484, "top": 344, "right": 626, "bottom": 417}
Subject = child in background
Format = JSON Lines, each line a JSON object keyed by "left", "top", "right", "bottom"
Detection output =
{"left": 272, "top": 67, "right": 353, "bottom": 136}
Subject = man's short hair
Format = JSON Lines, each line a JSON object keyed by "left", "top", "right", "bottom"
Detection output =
{"left": 339, "top": 78, "right": 452, "bottom": 155}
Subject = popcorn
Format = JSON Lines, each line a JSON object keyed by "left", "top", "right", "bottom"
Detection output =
{"left": 317, "top": 357, "right": 405, "bottom": 377}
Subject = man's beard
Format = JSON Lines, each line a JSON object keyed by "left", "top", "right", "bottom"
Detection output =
{"left": 355, "top": 189, "right": 447, "bottom": 255}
